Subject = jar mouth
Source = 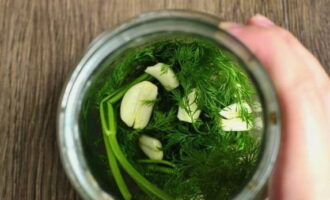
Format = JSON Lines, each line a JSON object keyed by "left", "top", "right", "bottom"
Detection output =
{"left": 57, "top": 9, "right": 281, "bottom": 200}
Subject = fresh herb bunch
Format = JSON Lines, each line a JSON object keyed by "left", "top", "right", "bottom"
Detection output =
{"left": 80, "top": 37, "right": 261, "bottom": 200}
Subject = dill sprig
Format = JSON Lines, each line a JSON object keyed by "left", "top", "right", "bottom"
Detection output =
{"left": 80, "top": 37, "right": 261, "bottom": 200}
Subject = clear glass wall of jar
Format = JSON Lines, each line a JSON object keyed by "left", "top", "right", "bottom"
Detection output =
{"left": 58, "top": 10, "right": 281, "bottom": 200}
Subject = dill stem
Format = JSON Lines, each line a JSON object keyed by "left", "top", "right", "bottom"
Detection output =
{"left": 100, "top": 74, "right": 173, "bottom": 200}
{"left": 102, "top": 73, "right": 152, "bottom": 104}
{"left": 108, "top": 133, "right": 173, "bottom": 200}
{"left": 138, "top": 159, "right": 176, "bottom": 168}
{"left": 104, "top": 135, "right": 132, "bottom": 200}
{"left": 145, "top": 165, "right": 175, "bottom": 174}
{"left": 100, "top": 103, "right": 132, "bottom": 200}
{"left": 137, "top": 183, "right": 155, "bottom": 199}
{"left": 105, "top": 101, "right": 173, "bottom": 200}
{"left": 192, "top": 122, "right": 203, "bottom": 134}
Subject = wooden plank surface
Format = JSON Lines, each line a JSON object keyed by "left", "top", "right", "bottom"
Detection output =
{"left": 0, "top": 0, "right": 329, "bottom": 199}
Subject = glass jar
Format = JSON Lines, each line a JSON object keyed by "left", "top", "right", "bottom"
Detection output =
{"left": 57, "top": 9, "right": 281, "bottom": 200}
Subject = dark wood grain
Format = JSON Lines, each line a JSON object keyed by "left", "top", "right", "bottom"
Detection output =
{"left": 0, "top": 0, "right": 329, "bottom": 199}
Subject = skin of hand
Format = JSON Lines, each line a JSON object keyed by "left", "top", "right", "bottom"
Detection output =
{"left": 220, "top": 15, "right": 330, "bottom": 200}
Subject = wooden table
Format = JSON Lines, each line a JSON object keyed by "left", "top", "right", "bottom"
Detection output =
{"left": 1, "top": 0, "right": 329, "bottom": 199}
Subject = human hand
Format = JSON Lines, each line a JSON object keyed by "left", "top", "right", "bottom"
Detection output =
{"left": 220, "top": 15, "right": 330, "bottom": 200}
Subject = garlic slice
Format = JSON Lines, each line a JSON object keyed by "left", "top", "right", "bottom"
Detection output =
{"left": 120, "top": 81, "right": 158, "bottom": 129}
{"left": 145, "top": 63, "right": 179, "bottom": 91}
{"left": 221, "top": 117, "right": 252, "bottom": 131}
{"left": 139, "top": 135, "right": 163, "bottom": 160}
{"left": 177, "top": 89, "right": 201, "bottom": 123}
{"left": 219, "top": 102, "right": 252, "bottom": 119}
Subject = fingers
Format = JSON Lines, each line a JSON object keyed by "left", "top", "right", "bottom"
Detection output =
{"left": 246, "top": 14, "right": 275, "bottom": 27}
{"left": 220, "top": 23, "right": 310, "bottom": 92}
{"left": 219, "top": 16, "right": 329, "bottom": 92}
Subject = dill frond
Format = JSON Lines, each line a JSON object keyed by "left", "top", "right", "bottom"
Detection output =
{"left": 80, "top": 36, "right": 261, "bottom": 200}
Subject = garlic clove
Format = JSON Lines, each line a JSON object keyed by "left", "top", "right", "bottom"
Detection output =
{"left": 219, "top": 102, "right": 252, "bottom": 119}
{"left": 120, "top": 84, "right": 141, "bottom": 127}
{"left": 252, "top": 102, "right": 262, "bottom": 113}
{"left": 120, "top": 81, "right": 158, "bottom": 129}
{"left": 133, "top": 83, "right": 158, "bottom": 129}
{"left": 177, "top": 89, "right": 201, "bottom": 123}
{"left": 139, "top": 135, "right": 163, "bottom": 160}
{"left": 221, "top": 117, "right": 252, "bottom": 131}
{"left": 254, "top": 117, "right": 263, "bottom": 130}
{"left": 145, "top": 63, "right": 179, "bottom": 91}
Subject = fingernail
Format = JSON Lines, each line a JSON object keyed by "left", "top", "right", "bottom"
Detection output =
{"left": 248, "top": 14, "right": 275, "bottom": 27}
{"left": 219, "top": 22, "right": 242, "bottom": 30}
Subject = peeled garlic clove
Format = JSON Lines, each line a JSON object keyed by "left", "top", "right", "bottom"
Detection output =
{"left": 177, "top": 89, "right": 201, "bottom": 123}
{"left": 139, "top": 135, "right": 163, "bottom": 160}
{"left": 252, "top": 102, "right": 262, "bottom": 113}
{"left": 221, "top": 117, "right": 251, "bottom": 131}
{"left": 254, "top": 117, "right": 263, "bottom": 129}
{"left": 120, "top": 81, "right": 158, "bottom": 129}
{"left": 219, "top": 102, "right": 252, "bottom": 119}
{"left": 120, "top": 84, "right": 141, "bottom": 127}
{"left": 145, "top": 63, "right": 179, "bottom": 91}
